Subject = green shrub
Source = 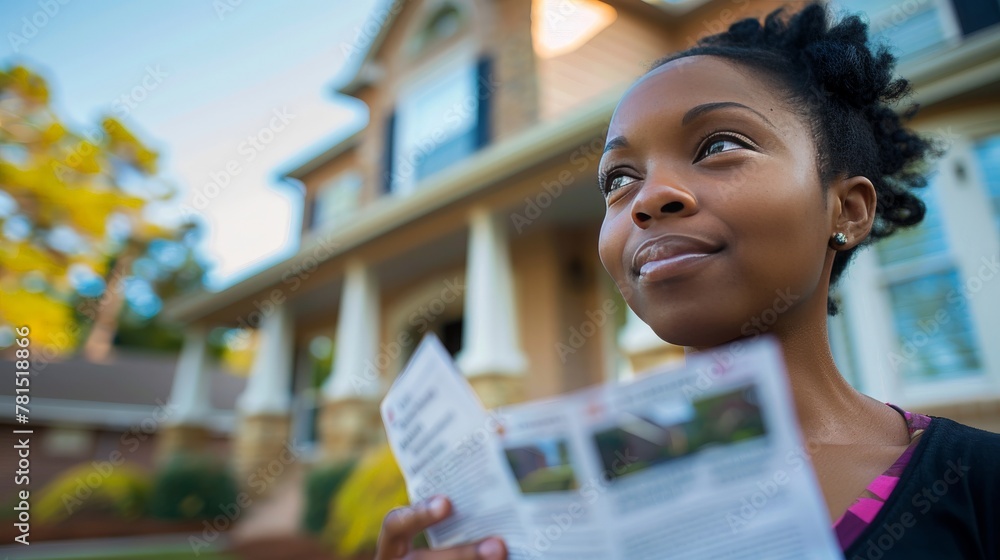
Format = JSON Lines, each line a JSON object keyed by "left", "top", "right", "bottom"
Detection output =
{"left": 302, "top": 460, "right": 355, "bottom": 534}
{"left": 34, "top": 463, "right": 152, "bottom": 524}
{"left": 149, "top": 454, "right": 238, "bottom": 520}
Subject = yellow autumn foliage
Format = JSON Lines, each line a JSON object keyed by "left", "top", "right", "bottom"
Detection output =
{"left": 0, "top": 242, "right": 64, "bottom": 276}
{"left": 1, "top": 65, "right": 49, "bottom": 103}
{"left": 103, "top": 117, "right": 158, "bottom": 174}
{"left": 219, "top": 331, "right": 256, "bottom": 377}
{"left": 0, "top": 64, "right": 180, "bottom": 356}
{"left": 41, "top": 122, "right": 66, "bottom": 144}
{"left": 327, "top": 444, "right": 409, "bottom": 557}
{"left": 0, "top": 289, "right": 80, "bottom": 353}
{"left": 35, "top": 462, "right": 152, "bottom": 524}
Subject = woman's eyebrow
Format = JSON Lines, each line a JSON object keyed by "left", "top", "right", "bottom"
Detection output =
{"left": 604, "top": 135, "right": 630, "bottom": 154}
{"left": 681, "top": 101, "right": 776, "bottom": 130}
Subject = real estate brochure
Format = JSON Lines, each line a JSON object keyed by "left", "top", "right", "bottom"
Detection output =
{"left": 380, "top": 334, "right": 842, "bottom": 560}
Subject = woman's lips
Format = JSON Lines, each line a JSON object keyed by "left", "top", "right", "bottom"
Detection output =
{"left": 632, "top": 235, "right": 724, "bottom": 282}
{"left": 638, "top": 252, "right": 719, "bottom": 282}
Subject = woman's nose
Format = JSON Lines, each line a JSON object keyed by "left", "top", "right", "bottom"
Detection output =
{"left": 631, "top": 179, "right": 699, "bottom": 227}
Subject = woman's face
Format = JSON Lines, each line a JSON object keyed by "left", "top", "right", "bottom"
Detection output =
{"left": 598, "top": 55, "right": 835, "bottom": 347}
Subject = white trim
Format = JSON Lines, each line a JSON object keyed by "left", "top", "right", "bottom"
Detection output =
{"left": 827, "top": 305, "right": 858, "bottom": 388}
{"left": 939, "top": 137, "right": 1000, "bottom": 397}
{"left": 395, "top": 35, "right": 478, "bottom": 97}
{"left": 0, "top": 396, "right": 236, "bottom": 433}
{"left": 839, "top": 249, "right": 900, "bottom": 401}
{"left": 931, "top": 0, "right": 962, "bottom": 42}
{"left": 898, "top": 377, "right": 1000, "bottom": 411}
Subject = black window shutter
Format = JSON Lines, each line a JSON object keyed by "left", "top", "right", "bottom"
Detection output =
{"left": 307, "top": 195, "right": 318, "bottom": 231}
{"left": 475, "top": 55, "right": 492, "bottom": 150}
{"left": 382, "top": 108, "right": 396, "bottom": 194}
{"left": 950, "top": 0, "right": 1000, "bottom": 36}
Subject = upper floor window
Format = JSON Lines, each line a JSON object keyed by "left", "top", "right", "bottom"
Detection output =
{"left": 310, "top": 171, "right": 362, "bottom": 232}
{"left": 386, "top": 51, "right": 491, "bottom": 196}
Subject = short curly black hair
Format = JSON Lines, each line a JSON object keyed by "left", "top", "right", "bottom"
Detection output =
{"left": 649, "top": 2, "right": 941, "bottom": 315}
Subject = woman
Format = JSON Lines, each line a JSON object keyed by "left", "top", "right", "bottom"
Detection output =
{"left": 376, "top": 4, "right": 999, "bottom": 559}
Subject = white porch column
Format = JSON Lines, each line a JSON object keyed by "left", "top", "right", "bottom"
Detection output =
{"left": 234, "top": 302, "right": 295, "bottom": 485}
{"left": 319, "top": 261, "right": 382, "bottom": 461}
{"left": 159, "top": 326, "right": 214, "bottom": 461}
{"left": 167, "top": 326, "right": 212, "bottom": 425}
{"left": 618, "top": 306, "right": 682, "bottom": 378}
{"left": 457, "top": 208, "right": 527, "bottom": 407}
{"left": 324, "top": 261, "right": 381, "bottom": 400}
{"left": 237, "top": 303, "right": 294, "bottom": 415}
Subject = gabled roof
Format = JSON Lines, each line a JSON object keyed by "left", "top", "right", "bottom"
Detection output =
{"left": 280, "top": 130, "right": 362, "bottom": 181}
{"left": 335, "top": 0, "right": 713, "bottom": 96}
{"left": 164, "top": 86, "right": 627, "bottom": 324}
{"left": 336, "top": 0, "right": 405, "bottom": 96}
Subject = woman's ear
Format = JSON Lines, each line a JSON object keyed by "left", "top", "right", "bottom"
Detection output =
{"left": 829, "top": 175, "right": 877, "bottom": 249}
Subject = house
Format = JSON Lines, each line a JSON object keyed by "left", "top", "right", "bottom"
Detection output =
{"left": 160, "top": 0, "right": 1000, "bottom": 488}
{"left": 0, "top": 351, "right": 244, "bottom": 507}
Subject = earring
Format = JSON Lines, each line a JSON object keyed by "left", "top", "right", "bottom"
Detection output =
{"left": 832, "top": 232, "right": 848, "bottom": 246}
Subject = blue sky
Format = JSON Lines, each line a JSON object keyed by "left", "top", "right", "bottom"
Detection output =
{"left": 0, "top": 0, "right": 380, "bottom": 288}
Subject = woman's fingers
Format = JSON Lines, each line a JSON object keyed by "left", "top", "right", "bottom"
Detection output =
{"left": 409, "top": 537, "right": 507, "bottom": 560}
{"left": 376, "top": 495, "right": 507, "bottom": 560}
{"left": 377, "top": 496, "right": 451, "bottom": 558}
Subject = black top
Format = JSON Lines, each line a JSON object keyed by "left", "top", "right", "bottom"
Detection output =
{"left": 844, "top": 417, "right": 1000, "bottom": 559}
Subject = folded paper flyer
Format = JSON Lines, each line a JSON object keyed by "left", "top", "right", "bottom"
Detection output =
{"left": 380, "top": 334, "right": 842, "bottom": 560}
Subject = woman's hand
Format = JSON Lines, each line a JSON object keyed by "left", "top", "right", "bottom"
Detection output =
{"left": 375, "top": 495, "right": 507, "bottom": 560}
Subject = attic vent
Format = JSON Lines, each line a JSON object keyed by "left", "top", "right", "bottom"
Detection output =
{"left": 416, "top": 4, "right": 463, "bottom": 52}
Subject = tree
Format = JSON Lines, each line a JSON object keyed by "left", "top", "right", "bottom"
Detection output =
{"left": 0, "top": 65, "right": 205, "bottom": 359}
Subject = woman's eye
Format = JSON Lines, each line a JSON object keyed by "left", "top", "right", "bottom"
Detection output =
{"left": 696, "top": 133, "right": 756, "bottom": 161}
{"left": 605, "top": 173, "right": 638, "bottom": 195}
